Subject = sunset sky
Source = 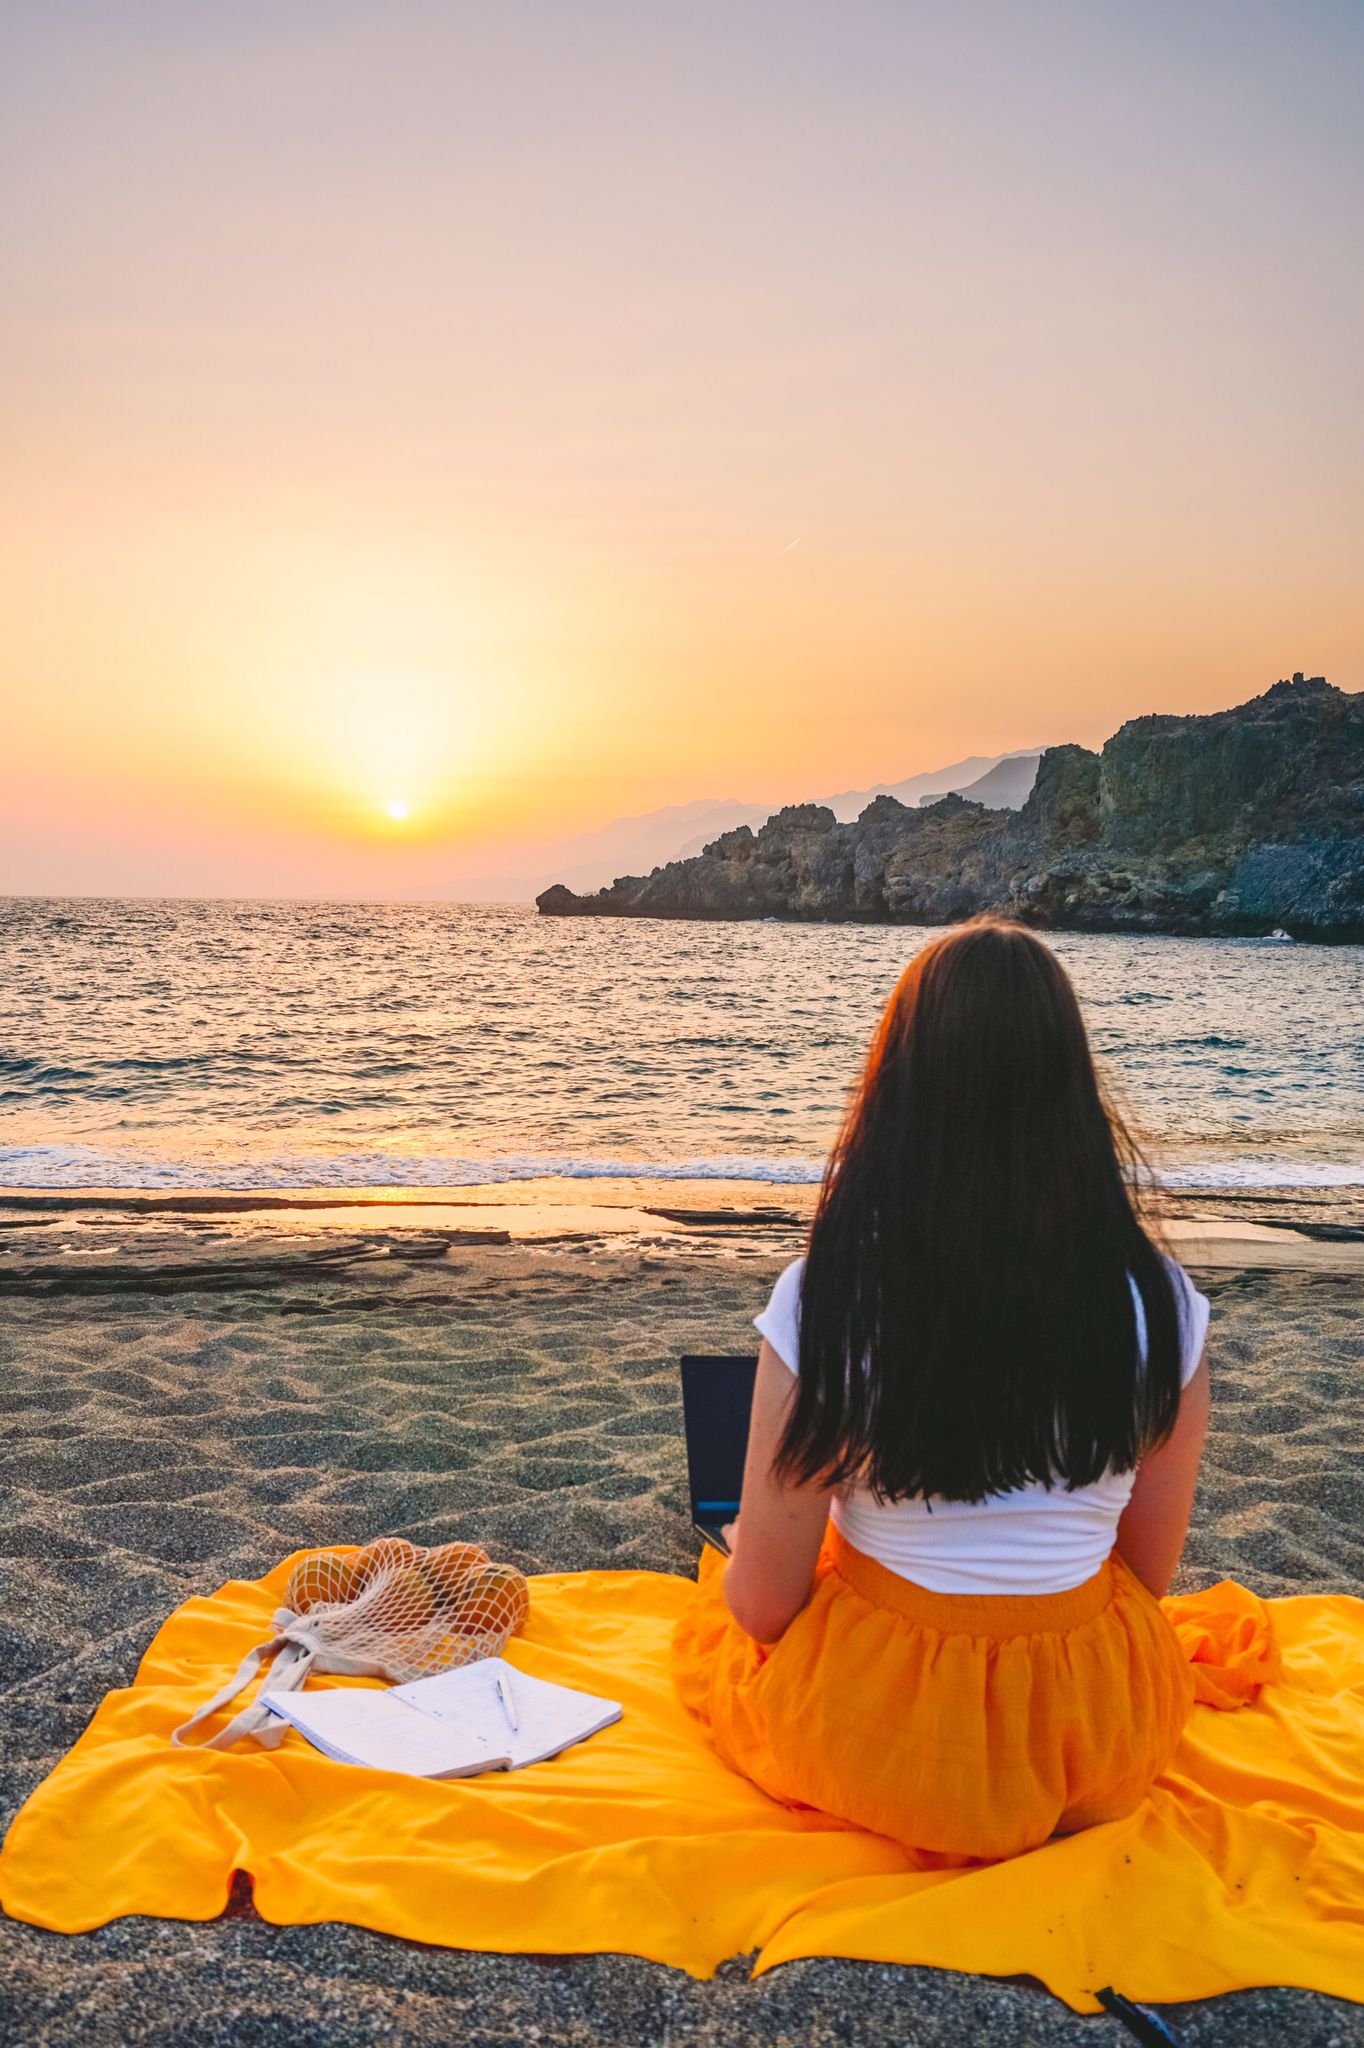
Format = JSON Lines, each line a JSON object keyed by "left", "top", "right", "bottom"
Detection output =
{"left": 3, "top": 2, "right": 1361, "bottom": 898}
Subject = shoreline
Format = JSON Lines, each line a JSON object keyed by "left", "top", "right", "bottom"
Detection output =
{"left": 1, "top": 1178, "right": 1362, "bottom": 1286}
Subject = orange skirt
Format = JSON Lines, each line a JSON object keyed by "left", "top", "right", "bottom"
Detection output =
{"left": 673, "top": 1526, "right": 1195, "bottom": 1863}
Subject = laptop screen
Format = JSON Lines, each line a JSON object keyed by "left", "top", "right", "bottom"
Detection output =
{"left": 679, "top": 1353, "right": 757, "bottom": 1540}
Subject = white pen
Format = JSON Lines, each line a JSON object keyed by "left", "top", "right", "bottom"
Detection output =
{"left": 493, "top": 1665, "right": 520, "bottom": 1733}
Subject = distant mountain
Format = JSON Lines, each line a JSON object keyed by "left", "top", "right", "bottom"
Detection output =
{"left": 938, "top": 753, "right": 1041, "bottom": 810}
{"left": 537, "top": 675, "right": 1364, "bottom": 942}
{"left": 657, "top": 751, "right": 1044, "bottom": 868}
{"left": 455, "top": 799, "right": 767, "bottom": 902}
{"left": 456, "top": 750, "right": 1044, "bottom": 900}
{"left": 823, "top": 748, "right": 1043, "bottom": 823}
{"left": 531, "top": 798, "right": 770, "bottom": 894}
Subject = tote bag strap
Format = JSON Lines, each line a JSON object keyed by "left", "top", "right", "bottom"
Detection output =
{"left": 171, "top": 1611, "right": 319, "bottom": 1751}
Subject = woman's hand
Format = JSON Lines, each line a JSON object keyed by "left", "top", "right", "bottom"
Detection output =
{"left": 721, "top": 1340, "right": 831, "bottom": 1644}
{"left": 720, "top": 1521, "right": 739, "bottom": 1554}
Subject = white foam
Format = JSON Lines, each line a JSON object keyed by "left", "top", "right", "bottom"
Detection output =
{"left": 0, "top": 1144, "right": 826, "bottom": 1191}
{"left": 1154, "top": 1161, "right": 1364, "bottom": 1189}
{"left": 1, "top": 1144, "right": 1361, "bottom": 1193}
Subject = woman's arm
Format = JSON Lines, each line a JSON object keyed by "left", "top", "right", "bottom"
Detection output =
{"left": 1115, "top": 1352, "right": 1210, "bottom": 1597}
{"left": 721, "top": 1339, "right": 832, "bottom": 1644}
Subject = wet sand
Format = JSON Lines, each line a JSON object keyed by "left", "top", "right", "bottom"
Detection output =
{"left": 1, "top": 1204, "right": 1361, "bottom": 2046}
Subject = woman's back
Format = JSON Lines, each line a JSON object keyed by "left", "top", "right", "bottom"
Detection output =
{"left": 781, "top": 922, "right": 1188, "bottom": 1516}
{"left": 674, "top": 920, "right": 1212, "bottom": 1862}
{"left": 756, "top": 1253, "right": 1209, "bottom": 1597}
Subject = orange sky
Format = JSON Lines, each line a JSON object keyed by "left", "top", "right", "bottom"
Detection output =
{"left": 2, "top": 3, "right": 1361, "bottom": 897}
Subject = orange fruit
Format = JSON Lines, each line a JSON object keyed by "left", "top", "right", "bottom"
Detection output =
{"left": 371, "top": 1561, "right": 438, "bottom": 1630}
{"left": 456, "top": 1563, "right": 530, "bottom": 1635}
{"left": 426, "top": 1632, "right": 482, "bottom": 1668}
{"left": 286, "top": 1550, "right": 363, "bottom": 1613}
{"left": 424, "top": 1542, "right": 490, "bottom": 1611}
{"left": 352, "top": 1536, "right": 423, "bottom": 1592}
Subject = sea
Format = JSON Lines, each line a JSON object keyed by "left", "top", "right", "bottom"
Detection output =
{"left": 1, "top": 898, "right": 1361, "bottom": 1194}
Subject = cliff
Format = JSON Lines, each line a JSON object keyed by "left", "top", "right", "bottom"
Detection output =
{"left": 537, "top": 675, "right": 1364, "bottom": 940}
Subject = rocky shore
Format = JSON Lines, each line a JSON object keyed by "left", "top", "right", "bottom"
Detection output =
{"left": 538, "top": 674, "right": 1364, "bottom": 940}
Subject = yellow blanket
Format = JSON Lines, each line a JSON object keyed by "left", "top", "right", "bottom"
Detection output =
{"left": 2, "top": 1554, "right": 1361, "bottom": 2014}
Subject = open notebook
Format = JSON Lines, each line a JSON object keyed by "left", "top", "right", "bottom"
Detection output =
{"left": 263, "top": 1658, "right": 622, "bottom": 1779}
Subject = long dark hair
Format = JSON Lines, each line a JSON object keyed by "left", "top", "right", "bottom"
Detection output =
{"left": 778, "top": 919, "right": 1182, "bottom": 1502}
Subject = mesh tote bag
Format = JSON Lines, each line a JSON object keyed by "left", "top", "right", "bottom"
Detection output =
{"left": 171, "top": 1539, "right": 530, "bottom": 1751}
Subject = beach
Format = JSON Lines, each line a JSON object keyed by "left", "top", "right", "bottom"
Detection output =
{"left": 2, "top": 1192, "right": 1361, "bottom": 2046}
{"left": 8, "top": 0, "right": 1364, "bottom": 2031}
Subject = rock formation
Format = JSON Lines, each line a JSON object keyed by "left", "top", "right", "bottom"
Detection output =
{"left": 537, "top": 676, "right": 1364, "bottom": 941}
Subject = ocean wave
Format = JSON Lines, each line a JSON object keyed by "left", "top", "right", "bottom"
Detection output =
{"left": 1, "top": 1145, "right": 1361, "bottom": 1193}
{"left": 1154, "top": 1162, "right": 1364, "bottom": 1189}
{"left": 0, "top": 1145, "right": 827, "bottom": 1190}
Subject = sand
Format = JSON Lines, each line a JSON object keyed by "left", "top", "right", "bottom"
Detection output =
{"left": 1, "top": 1209, "right": 1362, "bottom": 2047}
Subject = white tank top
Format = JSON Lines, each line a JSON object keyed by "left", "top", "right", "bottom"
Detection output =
{"left": 756, "top": 1255, "right": 1209, "bottom": 1597}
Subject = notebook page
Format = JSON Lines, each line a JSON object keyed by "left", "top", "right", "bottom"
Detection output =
{"left": 264, "top": 1687, "right": 511, "bottom": 1778}
{"left": 392, "top": 1658, "right": 622, "bottom": 1769}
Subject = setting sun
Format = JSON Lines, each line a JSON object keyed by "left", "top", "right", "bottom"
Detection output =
{"left": 385, "top": 799, "right": 410, "bottom": 822}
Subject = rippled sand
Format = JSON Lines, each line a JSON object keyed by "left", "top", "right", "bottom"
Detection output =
{"left": 2, "top": 1234, "right": 1361, "bottom": 2046}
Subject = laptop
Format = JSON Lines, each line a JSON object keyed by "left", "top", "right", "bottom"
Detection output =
{"left": 679, "top": 1353, "right": 757, "bottom": 1555}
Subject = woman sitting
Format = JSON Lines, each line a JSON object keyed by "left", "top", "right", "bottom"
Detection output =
{"left": 674, "top": 919, "right": 1210, "bottom": 1862}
